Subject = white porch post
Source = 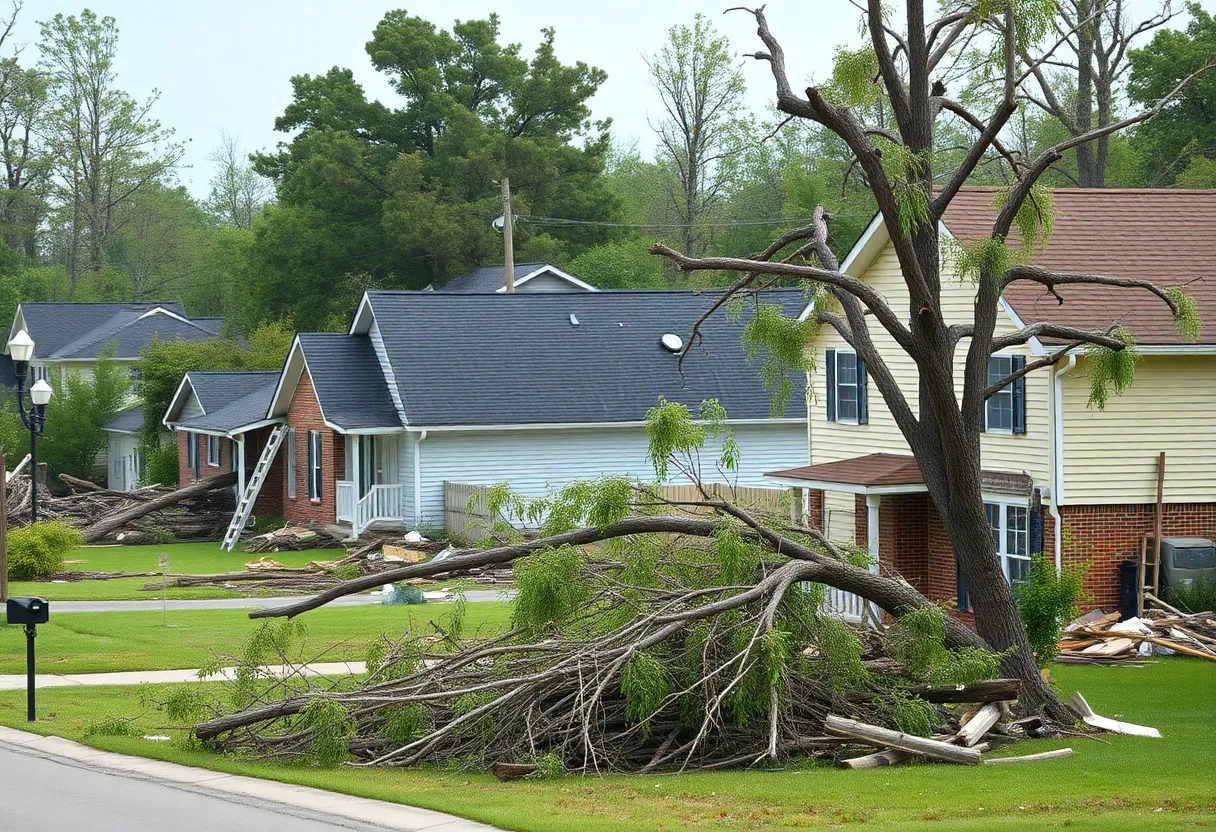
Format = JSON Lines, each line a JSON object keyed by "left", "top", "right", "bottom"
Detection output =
{"left": 789, "top": 486, "right": 805, "bottom": 527}
{"left": 351, "top": 435, "right": 360, "bottom": 498}
{"left": 237, "top": 436, "right": 246, "bottom": 497}
{"left": 412, "top": 430, "right": 427, "bottom": 529}
{"left": 865, "top": 493, "right": 882, "bottom": 628}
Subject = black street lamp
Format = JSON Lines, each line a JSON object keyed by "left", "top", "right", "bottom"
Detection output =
{"left": 6, "top": 330, "right": 53, "bottom": 523}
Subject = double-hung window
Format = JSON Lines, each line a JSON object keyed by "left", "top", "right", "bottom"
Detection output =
{"left": 206, "top": 435, "right": 221, "bottom": 467}
{"left": 285, "top": 428, "right": 297, "bottom": 499}
{"left": 825, "top": 349, "right": 868, "bottom": 424}
{"left": 984, "top": 354, "right": 1026, "bottom": 434}
{"left": 307, "top": 430, "right": 323, "bottom": 501}
{"left": 986, "top": 501, "right": 1031, "bottom": 585}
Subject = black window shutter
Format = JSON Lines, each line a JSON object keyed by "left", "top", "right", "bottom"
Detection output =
{"left": 857, "top": 356, "right": 868, "bottom": 425}
{"left": 1029, "top": 492, "right": 1044, "bottom": 555}
{"left": 825, "top": 349, "right": 837, "bottom": 422}
{"left": 1012, "top": 354, "right": 1026, "bottom": 434}
{"left": 955, "top": 554, "right": 970, "bottom": 612}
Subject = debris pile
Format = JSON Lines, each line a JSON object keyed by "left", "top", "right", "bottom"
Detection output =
{"left": 1056, "top": 608, "right": 1216, "bottom": 665}
{"left": 243, "top": 523, "right": 346, "bottom": 553}
{"left": 4, "top": 472, "right": 235, "bottom": 542}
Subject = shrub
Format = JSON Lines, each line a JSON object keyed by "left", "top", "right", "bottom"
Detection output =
{"left": 1167, "top": 574, "right": 1216, "bottom": 615}
{"left": 7, "top": 522, "right": 85, "bottom": 580}
{"left": 1014, "top": 552, "right": 1088, "bottom": 667}
{"left": 143, "top": 443, "right": 179, "bottom": 486}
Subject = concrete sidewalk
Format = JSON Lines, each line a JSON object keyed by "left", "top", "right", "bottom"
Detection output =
{"left": 51, "top": 589, "right": 513, "bottom": 613}
{"left": 0, "top": 725, "right": 500, "bottom": 831}
{"left": 0, "top": 661, "right": 369, "bottom": 691}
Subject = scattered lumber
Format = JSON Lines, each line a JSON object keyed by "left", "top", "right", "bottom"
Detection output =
{"left": 243, "top": 523, "right": 346, "bottom": 553}
{"left": 824, "top": 715, "right": 981, "bottom": 765}
{"left": 1056, "top": 608, "right": 1216, "bottom": 665}
{"left": 957, "top": 702, "right": 1004, "bottom": 747}
{"left": 983, "top": 748, "right": 1073, "bottom": 765}
{"left": 906, "top": 679, "right": 1021, "bottom": 704}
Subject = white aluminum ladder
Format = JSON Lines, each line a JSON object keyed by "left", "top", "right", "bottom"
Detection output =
{"left": 221, "top": 425, "right": 286, "bottom": 551}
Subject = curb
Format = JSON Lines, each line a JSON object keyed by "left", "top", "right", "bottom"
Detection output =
{"left": 0, "top": 725, "right": 500, "bottom": 831}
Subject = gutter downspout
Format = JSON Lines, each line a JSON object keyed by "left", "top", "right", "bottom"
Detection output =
{"left": 412, "top": 430, "right": 427, "bottom": 530}
{"left": 1051, "top": 355, "right": 1077, "bottom": 573}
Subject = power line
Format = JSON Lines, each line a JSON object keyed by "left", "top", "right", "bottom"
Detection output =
{"left": 516, "top": 214, "right": 810, "bottom": 230}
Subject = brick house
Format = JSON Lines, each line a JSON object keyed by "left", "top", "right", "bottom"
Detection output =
{"left": 765, "top": 188, "right": 1216, "bottom": 615}
{"left": 164, "top": 288, "right": 812, "bottom": 545}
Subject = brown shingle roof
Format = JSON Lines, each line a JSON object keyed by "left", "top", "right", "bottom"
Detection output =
{"left": 942, "top": 187, "right": 1216, "bottom": 345}
{"left": 767, "top": 453, "right": 925, "bottom": 487}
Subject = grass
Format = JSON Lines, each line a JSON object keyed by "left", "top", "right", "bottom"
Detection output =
{"left": 0, "top": 601, "right": 514, "bottom": 674}
{"left": 0, "top": 660, "right": 1210, "bottom": 830}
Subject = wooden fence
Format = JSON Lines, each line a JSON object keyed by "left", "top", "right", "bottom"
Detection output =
{"left": 443, "top": 481, "right": 491, "bottom": 543}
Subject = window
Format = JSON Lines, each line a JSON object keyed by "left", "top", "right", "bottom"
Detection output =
{"left": 285, "top": 428, "right": 297, "bottom": 498}
{"left": 187, "top": 433, "right": 200, "bottom": 479}
{"left": 307, "top": 430, "right": 323, "bottom": 501}
{"left": 985, "top": 354, "right": 1026, "bottom": 434}
{"left": 229, "top": 439, "right": 239, "bottom": 472}
{"left": 986, "top": 500, "right": 1031, "bottom": 585}
{"left": 825, "top": 349, "right": 867, "bottom": 424}
{"left": 206, "top": 435, "right": 221, "bottom": 466}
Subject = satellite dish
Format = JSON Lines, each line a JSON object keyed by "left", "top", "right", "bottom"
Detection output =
{"left": 660, "top": 333, "right": 683, "bottom": 353}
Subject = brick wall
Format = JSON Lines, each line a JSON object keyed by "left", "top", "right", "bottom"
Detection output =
{"left": 878, "top": 494, "right": 929, "bottom": 593}
{"left": 1060, "top": 502, "right": 1216, "bottom": 610}
{"left": 281, "top": 369, "right": 343, "bottom": 526}
{"left": 177, "top": 430, "right": 234, "bottom": 484}
{"left": 807, "top": 489, "right": 824, "bottom": 530}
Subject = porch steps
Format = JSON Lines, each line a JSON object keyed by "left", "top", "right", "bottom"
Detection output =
{"left": 221, "top": 425, "right": 286, "bottom": 551}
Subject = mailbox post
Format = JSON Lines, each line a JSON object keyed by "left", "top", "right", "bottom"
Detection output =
{"left": 7, "top": 597, "right": 48, "bottom": 721}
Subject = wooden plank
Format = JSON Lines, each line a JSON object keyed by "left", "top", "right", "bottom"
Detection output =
{"left": 824, "top": 716, "right": 981, "bottom": 765}
{"left": 983, "top": 748, "right": 1073, "bottom": 765}
{"left": 903, "top": 678, "right": 1020, "bottom": 704}
{"left": 1152, "top": 452, "right": 1165, "bottom": 596}
{"left": 957, "top": 702, "right": 1003, "bottom": 747}
{"left": 1081, "top": 637, "right": 1136, "bottom": 656}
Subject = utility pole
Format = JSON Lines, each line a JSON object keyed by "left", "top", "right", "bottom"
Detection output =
{"left": 501, "top": 176, "right": 515, "bottom": 293}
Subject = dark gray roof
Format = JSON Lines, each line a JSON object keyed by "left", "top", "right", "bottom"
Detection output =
{"left": 184, "top": 371, "right": 281, "bottom": 414}
{"left": 437, "top": 263, "right": 590, "bottom": 293}
{"left": 175, "top": 371, "right": 281, "bottom": 434}
{"left": 14, "top": 302, "right": 221, "bottom": 359}
{"left": 297, "top": 333, "right": 402, "bottom": 430}
{"left": 103, "top": 406, "right": 144, "bottom": 434}
{"left": 364, "top": 289, "right": 808, "bottom": 426}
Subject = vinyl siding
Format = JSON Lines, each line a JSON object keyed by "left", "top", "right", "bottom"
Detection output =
{"left": 808, "top": 242, "right": 1051, "bottom": 488}
{"left": 1061, "top": 354, "right": 1216, "bottom": 504}
{"left": 179, "top": 391, "right": 204, "bottom": 421}
{"left": 824, "top": 490, "right": 857, "bottom": 543}
{"left": 516, "top": 273, "right": 584, "bottom": 292}
{"left": 398, "top": 422, "right": 808, "bottom": 528}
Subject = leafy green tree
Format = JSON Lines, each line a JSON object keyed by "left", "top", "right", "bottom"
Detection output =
{"left": 569, "top": 239, "right": 665, "bottom": 289}
{"left": 250, "top": 12, "right": 619, "bottom": 329}
{"left": 205, "top": 130, "right": 272, "bottom": 229}
{"left": 38, "top": 351, "right": 128, "bottom": 479}
{"left": 108, "top": 183, "right": 210, "bottom": 300}
{"left": 1128, "top": 3, "right": 1216, "bottom": 185}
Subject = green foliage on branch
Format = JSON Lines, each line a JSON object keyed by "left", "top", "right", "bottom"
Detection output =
{"left": 894, "top": 606, "right": 1004, "bottom": 686}
{"left": 740, "top": 304, "right": 817, "bottom": 416}
{"left": 1085, "top": 327, "right": 1139, "bottom": 410}
{"left": 1014, "top": 553, "right": 1088, "bottom": 667}
{"left": 994, "top": 184, "right": 1055, "bottom": 254}
{"left": 1167, "top": 286, "right": 1202, "bottom": 343}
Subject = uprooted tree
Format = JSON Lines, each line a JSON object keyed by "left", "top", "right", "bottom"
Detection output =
{"left": 192, "top": 1, "right": 1207, "bottom": 768}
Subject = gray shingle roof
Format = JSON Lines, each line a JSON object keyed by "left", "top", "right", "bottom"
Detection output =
{"left": 0, "top": 354, "right": 14, "bottom": 389}
{"left": 103, "top": 406, "right": 144, "bottom": 434}
{"left": 14, "top": 303, "right": 221, "bottom": 359}
{"left": 297, "top": 333, "right": 402, "bottom": 430}
{"left": 185, "top": 371, "right": 281, "bottom": 414}
{"left": 364, "top": 289, "right": 808, "bottom": 427}
{"left": 437, "top": 263, "right": 590, "bottom": 293}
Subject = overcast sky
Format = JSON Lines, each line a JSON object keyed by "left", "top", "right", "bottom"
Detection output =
{"left": 9, "top": 0, "right": 1201, "bottom": 199}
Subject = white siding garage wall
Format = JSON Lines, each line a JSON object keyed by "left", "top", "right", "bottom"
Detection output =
{"left": 399, "top": 422, "right": 808, "bottom": 529}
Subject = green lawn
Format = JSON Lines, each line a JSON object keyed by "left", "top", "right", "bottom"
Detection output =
{"left": 0, "top": 601, "right": 515, "bottom": 674}
{"left": 0, "top": 660, "right": 1210, "bottom": 830}
{"left": 6, "top": 541, "right": 349, "bottom": 601}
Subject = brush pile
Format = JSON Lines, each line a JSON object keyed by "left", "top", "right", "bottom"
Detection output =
{"left": 1056, "top": 608, "right": 1216, "bottom": 665}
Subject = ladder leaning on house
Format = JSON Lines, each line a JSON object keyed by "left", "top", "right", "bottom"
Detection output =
{"left": 221, "top": 425, "right": 286, "bottom": 551}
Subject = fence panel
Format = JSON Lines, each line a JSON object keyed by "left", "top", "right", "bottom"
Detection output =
{"left": 444, "top": 481, "right": 491, "bottom": 543}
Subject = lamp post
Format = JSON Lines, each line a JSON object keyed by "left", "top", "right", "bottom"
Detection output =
{"left": 6, "top": 330, "right": 52, "bottom": 523}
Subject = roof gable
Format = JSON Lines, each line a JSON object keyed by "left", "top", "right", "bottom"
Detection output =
{"left": 437, "top": 263, "right": 597, "bottom": 293}
{"left": 364, "top": 289, "right": 807, "bottom": 427}
{"left": 284, "top": 334, "right": 402, "bottom": 431}
{"left": 7, "top": 302, "right": 224, "bottom": 360}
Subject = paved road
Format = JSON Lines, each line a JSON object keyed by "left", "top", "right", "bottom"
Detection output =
{"left": 0, "top": 727, "right": 497, "bottom": 831}
{"left": 51, "top": 589, "right": 513, "bottom": 614}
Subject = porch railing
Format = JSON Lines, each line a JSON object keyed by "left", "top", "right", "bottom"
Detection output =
{"left": 354, "top": 483, "right": 406, "bottom": 537}
{"left": 336, "top": 481, "right": 356, "bottom": 523}
{"left": 821, "top": 586, "right": 865, "bottom": 624}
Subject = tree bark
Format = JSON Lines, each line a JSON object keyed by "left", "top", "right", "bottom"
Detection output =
{"left": 81, "top": 472, "right": 236, "bottom": 542}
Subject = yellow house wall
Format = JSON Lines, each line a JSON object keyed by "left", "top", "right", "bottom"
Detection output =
{"left": 1061, "top": 354, "right": 1216, "bottom": 505}
{"left": 807, "top": 242, "right": 1051, "bottom": 488}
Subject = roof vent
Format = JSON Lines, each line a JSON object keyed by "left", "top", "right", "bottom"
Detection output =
{"left": 660, "top": 333, "right": 683, "bottom": 353}
{"left": 569, "top": 313, "right": 579, "bottom": 326}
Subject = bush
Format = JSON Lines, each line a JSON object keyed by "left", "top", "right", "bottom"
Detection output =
{"left": 7, "top": 521, "right": 84, "bottom": 580}
{"left": 1014, "top": 552, "right": 1088, "bottom": 666}
{"left": 142, "top": 443, "right": 179, "bottom": 486}
{"left": 1167, "top": 574, "right": 1216, "bottom": 615}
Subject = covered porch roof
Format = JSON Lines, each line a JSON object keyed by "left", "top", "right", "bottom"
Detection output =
{"left": 765, "top": 453, "right": 1034, "bottom": 498}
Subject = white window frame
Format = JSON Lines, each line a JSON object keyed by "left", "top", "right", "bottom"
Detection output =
{"left": 985, "top": 354, "right": 1015, "bottom": 434}
{"left": 307, "top": 430, "right": 323, "bottom": 501}
{"left": 986, "top": 499, "right": 1030, "bottom": 585}
{"left": 187, "top": 432, "right": 199, "bottom": 478}
{"left": 285, "top": 428, "right": 297, "bottom": 499}
{"left": 206, "top": 435, "right": 221, "bottom": 467}
{"left": 833, "top": 350, "right": 860, "bottom": 425}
